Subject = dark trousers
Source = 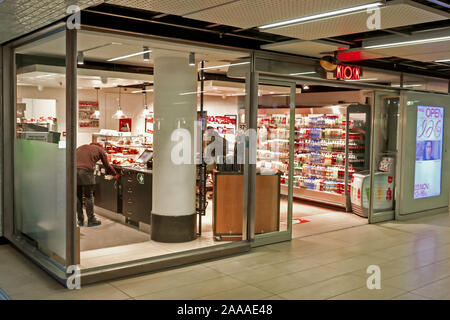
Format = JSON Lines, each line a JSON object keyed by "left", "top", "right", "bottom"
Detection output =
{"left": 77, "top": 168, "right": 96, "bottom": 222}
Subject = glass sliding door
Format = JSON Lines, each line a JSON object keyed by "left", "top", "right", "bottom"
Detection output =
{"left": 13, "top": 29, "right": 68, "bottom": 272}
{"left": 253, "top": 78, "right": 296, "bottom": 246}
{"left": 396, "top": 91, "right": 450, "bottom": 219}
{"left": 368, "top": 90, "right": 400, "bottom": 223}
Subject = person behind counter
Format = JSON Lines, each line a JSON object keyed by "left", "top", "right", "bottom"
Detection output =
{"left": 76, "top": 142, "right": 120, "bottom": 227}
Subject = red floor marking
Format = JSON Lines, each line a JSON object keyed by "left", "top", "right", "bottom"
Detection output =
{"left": 293, "top": 218, "right": 310, "bottom": 225}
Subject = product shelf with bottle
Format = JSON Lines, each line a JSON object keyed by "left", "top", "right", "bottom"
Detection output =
{"left": 257, "top": 104, "right": 370, "bottom": 211}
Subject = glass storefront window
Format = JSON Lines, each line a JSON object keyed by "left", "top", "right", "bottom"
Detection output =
{"left": 74, "top": 29, "right": 251, "bottom": 270}
{"left": 14, "top": 30, "right": 67, "bottom": 268}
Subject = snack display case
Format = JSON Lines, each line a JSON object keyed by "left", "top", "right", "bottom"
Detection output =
{"left": 92, "top": 131, "right": 152, "bottom": 168}
{"left": 257, "top": 104, "right": 370, "bottom": 211}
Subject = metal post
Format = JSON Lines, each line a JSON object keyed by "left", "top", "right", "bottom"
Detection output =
{"left": 2, "top": 45, "right": 15, "bottom": 239}
{"left": 66, "top": 28, "right": 77, "bottom": 268}
{"left": 244, "top": 53, "right": 257, "bottom": 242}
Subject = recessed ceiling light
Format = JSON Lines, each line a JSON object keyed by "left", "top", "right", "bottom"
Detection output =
{"left": 189, "top": 52, "right": 196, "bottom": 66}
{"left": 345, "top": 78, "right": 378, "bottom": 82}
{"left": 364, "top": 36, "right": 450, "bottom": 49}
{"left": 259, "top": 2, "right": 383, "bottom": 29}
{"left": 289, "top": 71, "right": 317, "bottom": 76}
{"left": 107, "top": 49, "right": 152, "bottom": 62}
{"left": 199, "top": 61, "right": 250, "bottom": 71}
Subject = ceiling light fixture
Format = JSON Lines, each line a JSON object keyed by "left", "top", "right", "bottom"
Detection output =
{"left": 259, "top": 2, "right": 384, "bottom": 29}
{"left": 108, "top": 49, "right": 152, "bottom": 62}
{"left": 112, "top": 87, "right": 126, "bottom": 119}
{"left": 143, "top": 46, "right": 150, "bottom": 61}
{"left": 363, "top": 28, "right": 450, "bottom": 50}
{"left": 142, "top": 88, "right": 152, "bottom": 118}
{"left": 289, "top": 71, "right": 316, "bottom": 76}
{"left": 345, "top": 78, "right": 378, "bottom": 82}
{"left": 77, "top": 51, "right": 84, "bottom": 65}
{"left": 132, "top": 89, "right": 154, "bottom": 94}
{"left": 189, "top": 52, "right": 196, "bottom": 66}
{"left": 364, "top": 36, "right": 450, "bottom": 49}
{"left": 78, "top": 42, "right": 121, "bottom": 65}
{"left": 93, "top": 87, "right": 100, "bottom": 119}
{"left": 199, "top": 61, "right": 250, "bottom": 71}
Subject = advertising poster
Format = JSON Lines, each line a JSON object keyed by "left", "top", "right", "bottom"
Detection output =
{"left": 414, "top": 106, "right": 444, "bottom": 199}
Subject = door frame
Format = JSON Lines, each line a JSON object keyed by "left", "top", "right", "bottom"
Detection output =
{"left": 368, "top": 89, "right": 401, "bottom": 224}
{"left": 250, "top": 74, "right": 297, "bottom": 247}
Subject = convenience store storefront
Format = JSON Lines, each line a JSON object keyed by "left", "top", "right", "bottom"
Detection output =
{"left": 1, "top": 22, "right": 450, "bottom": 285}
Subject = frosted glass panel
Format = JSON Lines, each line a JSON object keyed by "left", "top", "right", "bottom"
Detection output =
{"left": 14, "top": 140, "right": 66, "bottom": 260}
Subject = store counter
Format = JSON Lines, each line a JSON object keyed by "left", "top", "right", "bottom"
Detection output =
{"left": 213, "top": 170, "right": 280, "bottom": 240}
{"left": 94, "top": 164, "right": 152, "bottom": 225}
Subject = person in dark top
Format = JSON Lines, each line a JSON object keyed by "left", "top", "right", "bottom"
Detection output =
{"left": 76, "top": 142, "right": 119, "bottom": 227}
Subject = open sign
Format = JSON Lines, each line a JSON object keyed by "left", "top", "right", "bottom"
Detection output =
{"left": 336, "top": 65, "right": 361, "bottom": 80}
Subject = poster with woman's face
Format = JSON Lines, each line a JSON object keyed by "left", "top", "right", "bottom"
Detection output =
{"left": 414, "top": 106, "right": 444, "bottom": 199}
{"left": 415, "top": 140, "right": 441, "bottom": 161}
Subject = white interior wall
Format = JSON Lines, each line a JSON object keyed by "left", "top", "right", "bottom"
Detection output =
{"left": 17, "top": 86, "right": 66, "bottom": 136}
{"left": 18, "top": 86, "right": 240, "bottom": 147}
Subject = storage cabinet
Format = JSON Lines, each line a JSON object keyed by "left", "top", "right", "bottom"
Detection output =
{"left": 121, "top": 169, "right": 152, "bottom": 225}
{"left": 94, "top": 166, "right": 122, "bottom": 213}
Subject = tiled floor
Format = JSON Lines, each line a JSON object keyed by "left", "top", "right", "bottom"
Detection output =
{"left": 80, "top": 200, "right": 228, "bottom": 269}
{"left": 2, "top": 211, "right": 450, "bottom": 300}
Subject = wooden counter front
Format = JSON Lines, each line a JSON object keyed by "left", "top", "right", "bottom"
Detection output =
{"left": 213, "top": 172, "right": 280, "bottom": 239}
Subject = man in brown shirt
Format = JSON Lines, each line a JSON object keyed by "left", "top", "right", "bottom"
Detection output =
{"left": 76, "top": 143, "right": 119, "bottom": 227}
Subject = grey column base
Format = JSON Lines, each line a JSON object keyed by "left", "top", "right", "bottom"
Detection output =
{"left": 151, "top": 213, "right": 197, "bottom": 243}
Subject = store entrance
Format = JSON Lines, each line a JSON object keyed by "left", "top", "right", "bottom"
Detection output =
{"left": 255, "top": 80, "right": 396, "bottom": 239}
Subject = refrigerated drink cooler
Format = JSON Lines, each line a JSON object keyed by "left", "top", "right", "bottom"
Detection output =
{"left": 350, "top": 157, "right": 395, "bottom": 217}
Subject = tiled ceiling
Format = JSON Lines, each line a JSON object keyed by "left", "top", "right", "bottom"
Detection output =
{"left": 105, "top": 0, "right": 235, "bottom": 16}
{"left": 365, "top": 38, "right": 450, "bottom": 62}
{"left": 268, "top": 0, "right": 449, "bottom": 40}
{"left": 184, "top": 0, "right": 375, "bottom": 29}
{"left": 0, "top": 0, "right": 103, "bottom": 44}
{"left": 260, "top": 39, "right": 349, "bottom": 58}
{"left": 1, "top": 0, "right": 450, "bottom": 78}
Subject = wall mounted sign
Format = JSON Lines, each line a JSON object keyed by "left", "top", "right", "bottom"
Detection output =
{"left": 336, "top": 64, "right": 361, "bottom": 80}
{"left": 119, "top": 118, "right": 132, "bottom": 132}
{"left": 414, "top": 105, "right": 444, "bottom": 199}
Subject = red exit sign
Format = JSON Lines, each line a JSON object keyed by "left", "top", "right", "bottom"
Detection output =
{"left": 336, "top": 65, "right": 361, "bottom": 80}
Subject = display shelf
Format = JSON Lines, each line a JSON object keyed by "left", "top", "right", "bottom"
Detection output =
{"left": 280, "top": 185, "right": 347, "bottom": 208}
{"left": 257, "top": 104, "right": 370, "bottom": 210}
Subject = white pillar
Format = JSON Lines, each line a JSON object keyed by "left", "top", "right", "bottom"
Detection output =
{"left": 151, "top": 51, "right": 197, "bottom": 242}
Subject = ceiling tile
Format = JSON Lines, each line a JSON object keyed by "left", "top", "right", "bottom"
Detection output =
{"left": 366, "top": 40, "right": 450, "bottom": 62}
{"left": 0, "top": 0, "right": 102, "bottom": 44}
{"left": 185, "top": 0, "right": 375, "bottom": 29}
{"left": 105, "top": 0, "right": 235, "bottom": 16}
{"left": 261, "top": 39, "right": 349, "bottom": 58}
{"left": 267, "top": 0, "right": 449, "bottom": 40}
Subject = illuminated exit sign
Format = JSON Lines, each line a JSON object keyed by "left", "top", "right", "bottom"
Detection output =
{"left": 336, "top": 65, "right": 362, "bottom": 80}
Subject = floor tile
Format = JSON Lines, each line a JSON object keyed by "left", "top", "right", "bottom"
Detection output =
{"left": 198, "top": 285, "right": 272, "bottom": 300}
{"left": 411, "top": 276, "right": 450, "bottom": 299}
{"left": 391, "top": 292, "right": 431, "bottom": 300}
{"left": 134, "top": 276, "right": 246, "bottom": 300}
{"left": 329, "top": 285, "right": 406, "bottom": 300}
{"left": 277, "top": 274, "right": 364, "bottom": 300}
